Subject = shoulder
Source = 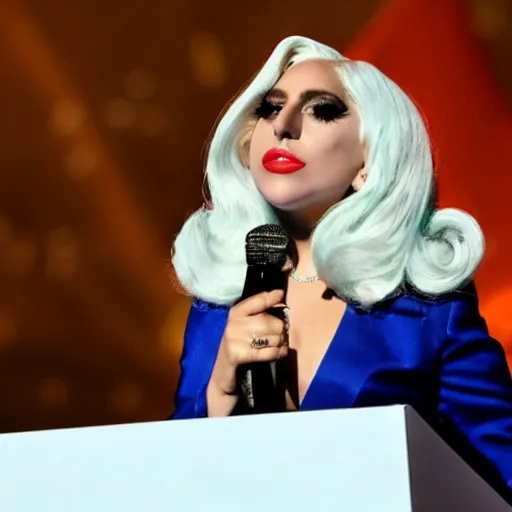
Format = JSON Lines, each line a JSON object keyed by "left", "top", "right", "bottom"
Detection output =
{"left": 186, "top": 297, "right": 230, "bottom": 334}
{"left": 182, "top": 298, "right": 230, "bottom": 354}
{"left": 364, "top": 282, "right": 494, "bottom": 361}
{"left": 366, "top": 281, "right": 485, "bottom": 338}
{"left": 190, "top": 297, "right": 230, "bottom": 313}
{"left": 373, "top": 281, "right": 479, "bottom": 315}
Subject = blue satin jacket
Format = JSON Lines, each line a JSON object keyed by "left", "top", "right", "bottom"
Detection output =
{"left": 172, "top": 286, "right": 512, "bottom": 501}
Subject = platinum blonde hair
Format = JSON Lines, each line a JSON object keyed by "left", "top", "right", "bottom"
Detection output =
{"left": 172, "top": 36, "right": 484, "bottom": 308}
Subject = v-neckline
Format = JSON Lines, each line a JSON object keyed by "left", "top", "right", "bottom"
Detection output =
{"left": 297, "top": 303, "right": 354, "bottom": 410}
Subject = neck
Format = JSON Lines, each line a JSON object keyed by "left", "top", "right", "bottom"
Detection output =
{"left": 271, "top": 193, "right": 354, "bottom": 284}
{"left": 292, "top": 238, "right": 317, "bottom": 277}
{"left": 273, "top": 209, "right": 318, "bottom": 277}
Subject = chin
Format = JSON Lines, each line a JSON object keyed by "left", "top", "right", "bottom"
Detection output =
{"left": 263, "top": 192, "right": 320, "bottom": 212}
{"left": 254, "top": 174, "right": 347, "bottom": 213}
{"left": 254, "top": 175, "right": 304, "bottom": 206}
{"left": 262, "top": 190, "right": 346, "bottom": 220}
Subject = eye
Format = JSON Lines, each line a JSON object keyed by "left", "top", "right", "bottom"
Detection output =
{"left": 304, "top": 99, "right": 349, "bottom": 123}
{"left": 255, "top": 98, "right": 283, "bottom": 119}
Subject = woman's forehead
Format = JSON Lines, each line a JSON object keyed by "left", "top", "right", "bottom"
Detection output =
{"left": 274, "top": 59, "right": 345, "bottom": 93}
{"left": 269, "top": 59, "right": 348, "bottom": 100}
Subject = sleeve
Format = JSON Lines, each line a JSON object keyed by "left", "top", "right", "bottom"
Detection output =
{"left": 170, "top": 299, "right": 229, "bottom": 420}
{"left": 437, "top": 293, "right": 512, "bottom": 502}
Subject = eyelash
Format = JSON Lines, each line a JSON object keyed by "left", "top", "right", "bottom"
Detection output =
{"left": 254, "top": 98, "right": 349, "bottom": 123}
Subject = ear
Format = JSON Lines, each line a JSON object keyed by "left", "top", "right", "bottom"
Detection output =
{"left": 351, "top": 165, "right": 368, "bottom": 191}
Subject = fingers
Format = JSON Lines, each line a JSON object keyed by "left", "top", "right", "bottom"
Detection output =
{"left": 234, "top": 289, "right": 285, "bottom": 317}
{"left": 258, "top": 313, "right": 285, "bottom": 336}
{"left": 242, "top": 314, "right": 289, "bottom": 359}
{"left": 222, "top": 315, "right": 289, "bottom": 367}
{"left": 251, "top": 343, "right": 289, "bottom": 364}
{"left": 223, "top": 333, "right": 288, "bottom": 367}
{"left": 245, "top": 313, "right": 287, "bottom": 349}
{"left": 219, "top": 289, "right": 289, "bottom": 371}
{"left": 239, "top": 336, "right": 289, "bottom": 365}
{"left": 249, "top": 332, "right": 288, "bottom": 349}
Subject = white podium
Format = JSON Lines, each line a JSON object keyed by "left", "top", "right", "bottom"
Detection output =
{"left": 0, "top": 405, "right": 509, "bottom": 511}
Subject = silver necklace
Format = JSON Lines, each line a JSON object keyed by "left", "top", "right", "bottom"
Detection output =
{"left": 290, "top": 269, "right": 319, "bottom": 283}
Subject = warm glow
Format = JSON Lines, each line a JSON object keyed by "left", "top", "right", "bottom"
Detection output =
{"left": 0, "top": 312, "right": 17, "bottom": 350}
{"left": 480, "top": 289, "right": 512, "bottom": 356}
{"left": 137, "top": 104, "right": 168, "bottom": 137}
{"left": 49, "top": 99, "right": 87, "bottom": 137}
{"left": 110, "top": 381, "right": 143, "bottom": 413}
{"left": 0, "top": 217, "right": 13, "bottom": 247}
{"left": 159, "top": 297, "right": 192, "bottom": 359}
{"left": 189, "top": 31, "right": 228, "bottom": 88}
{"left": 103, "top": 98, "right": 137, "bottom": 129}
{"left": 38, "top": 377, "right": 69, "bottom": 408}
{"left": 45, "top": 227, "right": 80, "bottom": 281}
{"left": 3, "top": 236, "right": 37, "bottom": 276}
{"left": 65, "top": 143, "right": 100, "bottom": 180}
{"left": 473, "top": 2, "right": 507, "bottom": 40}
{"left": 124, "top": 69, "right": 158, "bottom": 100}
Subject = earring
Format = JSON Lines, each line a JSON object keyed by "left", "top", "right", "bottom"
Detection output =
{"left": 352, "top": 173, "right": 367, "bottom": 191}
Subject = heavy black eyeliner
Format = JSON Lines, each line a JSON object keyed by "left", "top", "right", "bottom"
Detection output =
{"left": 255, "top": 98, "right": 282, "bottom": 119}
{"left": 255, "top": 92, "right": 348, "bottom": 122}
{"left": 309, "top": 99, "right": 349, "bottom": 122}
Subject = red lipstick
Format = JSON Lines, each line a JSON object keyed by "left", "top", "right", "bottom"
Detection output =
{"left": 262, "top": 148, "right": 305, "bottom": 174}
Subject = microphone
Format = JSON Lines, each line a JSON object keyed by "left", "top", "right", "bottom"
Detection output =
{"left": 236, "top": 224, "right": 291, "bottom": 414}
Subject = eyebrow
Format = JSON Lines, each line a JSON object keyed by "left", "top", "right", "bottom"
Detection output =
{"left": 265, "top": 88, "right": 344, "bottom": 103}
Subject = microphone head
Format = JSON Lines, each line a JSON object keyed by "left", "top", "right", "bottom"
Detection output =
{"left": 245, "top": 224, "right": 291, "bottom": 267}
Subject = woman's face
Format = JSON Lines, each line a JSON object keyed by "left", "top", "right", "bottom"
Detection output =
{"left": 248, "top": 59, "right": 366, "bottom": 215}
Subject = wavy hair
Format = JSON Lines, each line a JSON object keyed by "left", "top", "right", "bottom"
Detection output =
{"left": 172, "top": 36, "right": 484, "bottom": 308}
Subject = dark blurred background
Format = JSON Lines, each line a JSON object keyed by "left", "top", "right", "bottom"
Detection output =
{"left": 0, "top": 0, "right": 510, "bottom": 433}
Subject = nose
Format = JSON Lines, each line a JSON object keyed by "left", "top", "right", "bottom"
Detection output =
{"left": 272, "top": 105, "right": 302, "bottom": 141}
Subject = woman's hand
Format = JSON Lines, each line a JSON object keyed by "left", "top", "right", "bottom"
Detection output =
{"left": 206, "top": 289, "right": 288, "bottom": 417}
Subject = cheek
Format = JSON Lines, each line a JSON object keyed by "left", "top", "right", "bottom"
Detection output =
{"left": 309, "top": 125, "right": 363, "bottom": 169}
{"left": 248, "top": 124, "right": 271, "bottom": 171}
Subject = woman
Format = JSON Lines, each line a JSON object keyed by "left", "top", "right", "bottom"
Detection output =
{"left": 171, "top": 36, "right": 512, "bottom": 499}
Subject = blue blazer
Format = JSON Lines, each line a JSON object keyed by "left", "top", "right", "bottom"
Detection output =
{"left": 172, "top": 286, "right": 512, "bottom": 502}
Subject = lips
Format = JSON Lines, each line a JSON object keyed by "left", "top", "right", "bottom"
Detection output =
{"left": 262, "top": 148, "right": 305, "bottom": 174}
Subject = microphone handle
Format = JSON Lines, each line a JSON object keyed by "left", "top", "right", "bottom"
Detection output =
{"left": 236, "top": 264, "right": 288, "bottom": 414}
